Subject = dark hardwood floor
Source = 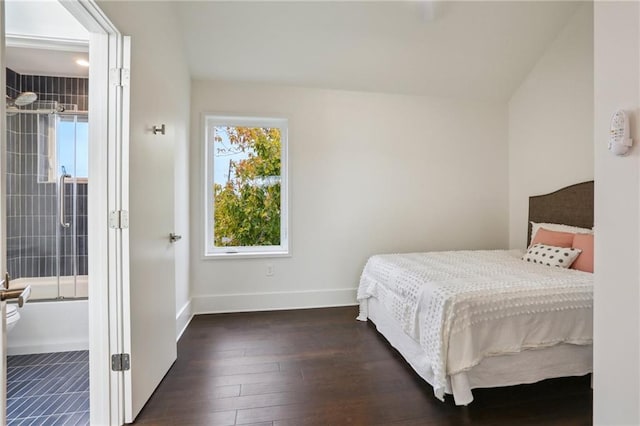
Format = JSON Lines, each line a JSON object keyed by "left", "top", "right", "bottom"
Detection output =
{"left": 134, "top": 306, "right": 592, "bottom": 425}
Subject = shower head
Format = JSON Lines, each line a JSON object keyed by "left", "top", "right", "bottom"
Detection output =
{"left": 6, "top": 92, "right": 38, "bottom": 109}
{"left": 5, "top": 92, "right": 38, "bottom": 117}
{"left": 13, "top": 92, "right": 38, "bottom": 107}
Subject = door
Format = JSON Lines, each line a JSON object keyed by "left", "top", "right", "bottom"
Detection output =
{"left": 115, "top": 38, "right": 177, "bottom": 423}
{"left": 58, "top": 5, "right": 176, "bottom": 422}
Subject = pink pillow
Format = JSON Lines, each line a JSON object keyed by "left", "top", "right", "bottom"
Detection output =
{"left": 571, "top": 234, "right": 594, "bottom": 273}
{"left": 530, "top": 228, "right": 574, "bottom": 248}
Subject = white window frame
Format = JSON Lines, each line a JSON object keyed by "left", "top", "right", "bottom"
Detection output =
{"left": 204, "top": 115, "right": 289, "bottom": 258}
{"left": 38, "top": 114, "right": 89, "bottom": 184}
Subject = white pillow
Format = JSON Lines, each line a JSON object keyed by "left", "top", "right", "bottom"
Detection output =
{"left": 522, "top": 243, "right": 582, "bottom": 268}
{"left": 530, "top": 222, "right": 593, "bottom": 245}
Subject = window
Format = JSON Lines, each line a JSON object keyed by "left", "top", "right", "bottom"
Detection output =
{"left": 57, "top": 116, "right": 89, "bottom": 180}
{"left": 38, "top": 114, "right": 88, "bottom": 183}
{"left": 204, "top": 116, "right": 288, "bottom": 257}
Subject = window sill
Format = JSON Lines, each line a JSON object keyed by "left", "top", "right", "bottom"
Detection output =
{"left": 203, "top": 251, "right": 291, "bottom": 260}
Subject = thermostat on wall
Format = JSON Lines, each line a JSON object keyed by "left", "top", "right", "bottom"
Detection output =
{"left": 608, "top": 110, "right": 632, "bottom": 156}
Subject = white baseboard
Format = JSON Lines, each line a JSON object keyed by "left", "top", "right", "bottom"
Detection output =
{"left": 8, "top": 341, "right": 89, "bottom": 356}
{"left": 192, "top": 288, "right": 358, "bottom": 314}
{"left": 176, "top": 299, "right": 193, "bottom": 340}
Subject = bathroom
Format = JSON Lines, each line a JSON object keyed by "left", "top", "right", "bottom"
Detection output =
{"left": 4, "top": 3, "right": 91, "bottom": 423}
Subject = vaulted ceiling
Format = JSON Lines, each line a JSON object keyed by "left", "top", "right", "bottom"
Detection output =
{"left": 175, "top": 1, "right": 581, "bottom": 101}
{"left": 5, "top": 1, "right": 582, "bottom": 102}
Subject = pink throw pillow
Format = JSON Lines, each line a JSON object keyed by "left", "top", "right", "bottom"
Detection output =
{"left": 571, "top": 234, "right": 594, "bottom": 273}
{"left": 530, "top": 228, "right": 574, "bottom": 248}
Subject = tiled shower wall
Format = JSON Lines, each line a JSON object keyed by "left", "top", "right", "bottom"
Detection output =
{"left": 6, "top": 68, "right": 88, "bottom": 280}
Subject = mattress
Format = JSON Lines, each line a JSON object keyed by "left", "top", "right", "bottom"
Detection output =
{"left": 357, "top": 249, "right": 593, "bottom": 402}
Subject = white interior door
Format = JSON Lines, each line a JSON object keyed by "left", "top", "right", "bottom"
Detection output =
{"left": 67, "top": 6, "right": 176, "bottom": 423}
{"left": 118, "top": 38, "right": 177, "bottom": 423}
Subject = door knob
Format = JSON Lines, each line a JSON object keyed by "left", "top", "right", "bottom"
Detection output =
{"left": 169, "top": 233, "right": 182, "bottom": 243}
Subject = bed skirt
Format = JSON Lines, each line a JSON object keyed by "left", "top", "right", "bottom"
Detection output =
{"left": 359, "top": 297, "right": 592, "bottom": 405}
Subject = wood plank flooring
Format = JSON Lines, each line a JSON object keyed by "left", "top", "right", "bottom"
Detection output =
{"left": 133, "top": 306, "right": 592, "bottom": 425}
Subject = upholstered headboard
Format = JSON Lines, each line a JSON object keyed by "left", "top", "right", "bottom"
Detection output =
{"left": 527, "top": 181, "right": 594, "bottom": 245}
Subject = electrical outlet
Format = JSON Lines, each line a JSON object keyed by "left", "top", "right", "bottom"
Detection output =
{"left": 266, "top": 263, "right": 274, "bottom": 277}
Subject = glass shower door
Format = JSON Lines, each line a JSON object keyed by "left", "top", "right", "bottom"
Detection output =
{"left": 55, "top": 114, "right": 88, "bottom": 299}
{"left": 5, "top": 111, "right": 60, "bottom": 300}
{"left": 5, "top": 110, "right": 88, "bottom": 301}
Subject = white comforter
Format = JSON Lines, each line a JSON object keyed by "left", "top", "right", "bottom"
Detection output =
{"left": 357, "top": 250, "right": 593, "bottom": 401}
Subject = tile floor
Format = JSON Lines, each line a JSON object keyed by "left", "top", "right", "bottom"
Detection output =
{"left": 6, "top": 351, "right": 89, "bottom": 425}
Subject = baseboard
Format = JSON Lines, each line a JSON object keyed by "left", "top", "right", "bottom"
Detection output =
{"left": 192, "top": 288, "right": 358, "bottom": 314}
{"left": 176, "top": 299, "right": 194, "bottom": 340}
{"left": 8, "top": 341, "right": 89, "bottom": 356}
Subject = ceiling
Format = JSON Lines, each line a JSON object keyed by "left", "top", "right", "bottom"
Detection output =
{"left": 5, "top": 0, "right": 89, "bottom": 78}
{"left": 5, "top": 0, "right": 88, "bottom": 41}
{"left": 6, "top": 47, "right": 89, "bottom": 78}
{"left": 4, "top": 1, "right": 582, "bottom": 101}
{"left": 175, "top": 1, "right": 581, "bottom": 102}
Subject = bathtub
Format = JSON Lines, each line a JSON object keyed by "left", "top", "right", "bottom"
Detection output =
{"left": 11, "top": 275, "right": 88, "bottom": 300}
{"left": 6, "top": 275, "right": 89, "bottom": 355}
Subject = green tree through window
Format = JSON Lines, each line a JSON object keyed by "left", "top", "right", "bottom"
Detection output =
{"left": 213, "top": 126, "right": 281, "bottom": 247}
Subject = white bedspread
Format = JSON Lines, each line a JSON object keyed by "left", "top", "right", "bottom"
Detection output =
{"left": 357, "top": 250, "right": 593, "bottom": 401}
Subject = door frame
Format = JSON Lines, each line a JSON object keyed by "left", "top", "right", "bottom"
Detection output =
{"left": 57, "top": 1, "right": 128, "bottom": 425}
{"left": 0, "top": 1, "right": 127, "bottom": 423}
{"left": 0, "top": 1, "right": 7, "bottom": 421}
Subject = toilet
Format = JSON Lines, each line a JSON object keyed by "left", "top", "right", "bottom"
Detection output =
{"left": 6, "top": 304, "right": 20, "bottom": 333}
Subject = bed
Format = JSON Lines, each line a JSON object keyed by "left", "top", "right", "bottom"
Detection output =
{"left": 356, "top": 181, "right": 594, "bottom": 405}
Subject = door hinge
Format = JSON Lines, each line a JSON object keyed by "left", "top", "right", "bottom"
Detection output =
{"left": 110, "top": 67, "right": 130, "bottom": 87}
{"left": 111, "top": 353, "right": 130, "bottom": 371}
{"left": 109, "top": 210, "right": 129, "bottom": 229}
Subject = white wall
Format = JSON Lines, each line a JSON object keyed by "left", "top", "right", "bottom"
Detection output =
{"left": 508, "top": 4, "right": 594, "bottom": 248}
{"left": 96, "top": 1, "right": 192, "bottom": 339}
{"left": 593, "top": 3, "right": 640, "bottom": 425}
{"left": 190, "top": 81, "right": 508, "bottom": 313}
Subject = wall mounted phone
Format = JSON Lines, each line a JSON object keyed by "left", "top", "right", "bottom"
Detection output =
{"left": 608, "top": 110, "right": 632, "bottom": 156}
